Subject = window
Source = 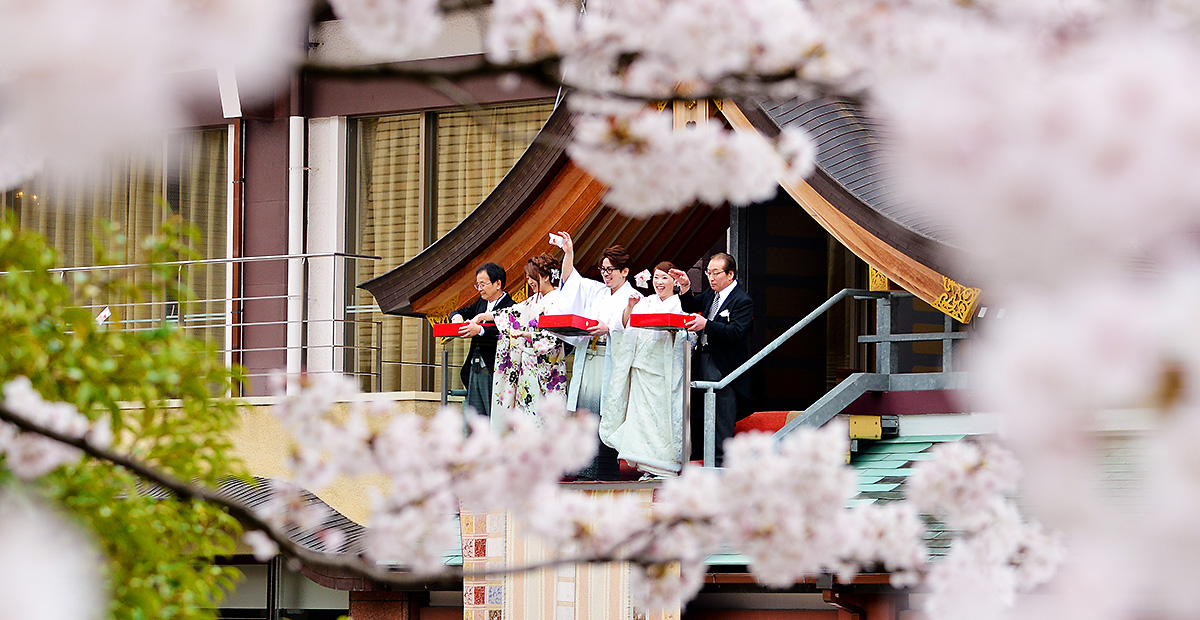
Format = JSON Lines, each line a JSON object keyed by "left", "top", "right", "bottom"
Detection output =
{"left": 2, "top": 128, "right": 231, "bottom": 348}
{"left": 348, "top": 100, "right": 555, "bottom": 392}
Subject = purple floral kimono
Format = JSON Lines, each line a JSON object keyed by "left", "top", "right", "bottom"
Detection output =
{"left": 490, "top": 290, "right": 567, "bottom": 423}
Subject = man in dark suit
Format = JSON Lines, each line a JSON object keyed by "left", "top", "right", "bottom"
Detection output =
{"left": 670, "top": 253, "right": 753, "bottom": 466}
{"left": 449, "top": 263, "right": 514, "bottom": 417}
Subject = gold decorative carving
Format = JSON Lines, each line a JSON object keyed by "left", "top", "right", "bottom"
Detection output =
{"left": 932, "top": 277, "right": 982, "bottom": 324}
{"left": 713, "top": 99, "right": 724, "bottom": 111}
{"left": 868, "top": 265, "right": 889, "bottom": 292}
{"left": 653, "top": 101, "right": 670, "bottom": 112}
{"left": 509, "top": 282, "right": 530, "bottom": 304}
{"left": 425, "top": 294, "right": 462, "bottom": 328}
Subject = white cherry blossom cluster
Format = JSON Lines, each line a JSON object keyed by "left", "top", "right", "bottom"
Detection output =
{"left": 486, "top": 0, "right": 836, "bottom": 99}
{"left": 717, "top": 425, "right": 862, "bottom": 588}
{"left": 0, "top": 377, "right": 110, "bottom": 480}
{"left": 630, "top": 560, "right": 708, "bottom": 613}
{"left": 877, "top": 31, "right": 1200, "bottom": 291}
{"left": 908, "top": 440, "right": 1021, "bottom": 531}
{"left": 364, "top": 400, "right": 598, "bottom": 574}
{"left": 0, "top": 0, "right": 304, "bottom": 189}
{"left": 924, "top": 504, "right": 1065, "bottom": 620}
{"left": 840, "top": 502, "right": 926, "bottom": 588}
{"left": 328, "top": 0, "right": 444, "bottom": 60}
{"left": 517, "top": 423, "right": 927, "bottom": 612}
{"left": 269, "top": 375, "right": 598, "bottom": 573}
{"left": 908, "top": 440, "right": 1064, "bottom": 620}
{"left": 268, "top": 379, "right": 934, "bottom": 610}
{"left": 567, "top": 97, "right": 814, "bottom": 216}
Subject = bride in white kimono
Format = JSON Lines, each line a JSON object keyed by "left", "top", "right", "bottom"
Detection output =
{"left": 601, "top": 262, "right": 689, "bottom": 478}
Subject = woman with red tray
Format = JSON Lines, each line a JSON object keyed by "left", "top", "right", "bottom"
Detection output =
{"left": 601, "top": 261, "right": 690, "bottom": 479}
{"left": 467, "top": 254, "right": 568, "bottom": 426}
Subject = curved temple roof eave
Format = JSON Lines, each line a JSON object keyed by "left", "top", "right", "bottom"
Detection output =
{"left": 721, "top": 98, "right": 982, "bottom": 322}
{"left": 358, "top": 96, "right": 982, "bottom": 322}
{"left": 358, "top": 102, "right": 576, "bottom": 316}
{"left": 737, "top": 97, "right": 972, "bottom": 280}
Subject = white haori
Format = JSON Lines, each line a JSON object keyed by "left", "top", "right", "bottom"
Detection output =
{"left": 554, "top": 271, "right": 639, "bottom": 411}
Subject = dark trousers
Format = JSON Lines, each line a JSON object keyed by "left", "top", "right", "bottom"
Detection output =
{"left": 691, "top": 351, "right": 737, "bottom": 467}
{"left": 464, "top": 354, "right": 493, "bottom": 417}
{"left": 572, "top": 346, "right": 621, "bottom": 481}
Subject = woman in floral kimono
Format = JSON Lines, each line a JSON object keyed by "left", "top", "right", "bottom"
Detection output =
{"left": 468, "top": 253, "right": 568, "bottom": 426}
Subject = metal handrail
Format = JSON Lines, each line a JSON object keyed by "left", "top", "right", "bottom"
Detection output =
{"left": 40, "top": 251, "right": 381, "bottom": 274}
{"left": 691, "top": 288, "right": 886, "bottom": 467}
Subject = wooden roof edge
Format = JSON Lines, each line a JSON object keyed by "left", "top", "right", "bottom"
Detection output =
{"left": 726, "top": 98, "right": 972, "bottom": 282}
{"left": 722, "top": 99, "right": 982, "bottom": 323}
{"left": 357, "top": 102, "right": 574, "bottom": 315}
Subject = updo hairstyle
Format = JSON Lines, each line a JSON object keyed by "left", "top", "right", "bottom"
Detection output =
{"left": 525, "top": 253, "right": 563, "bottom": 286}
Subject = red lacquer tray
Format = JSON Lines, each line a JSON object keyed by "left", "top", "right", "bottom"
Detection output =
{"left": 629, "top": 313, "right": 692, "bottom": 330}
{"left": 432, "top": 321, "right": 495, "bottom": 337}
{"left": 537, "top": 314, "right": 599, "bottom": 337}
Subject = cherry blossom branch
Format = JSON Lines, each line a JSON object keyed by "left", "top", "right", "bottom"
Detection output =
{"left": 301, "top": 56, "right": 849, "bottom": 104}
{"left": 0, "top": 402, "right": 684, "bottom": 587}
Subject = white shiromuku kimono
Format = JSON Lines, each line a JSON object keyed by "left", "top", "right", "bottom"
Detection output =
{"left": 600, "top": 293, "right": 688, "bottom": 476}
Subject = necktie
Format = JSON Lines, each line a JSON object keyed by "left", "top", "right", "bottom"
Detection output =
{"left": 702, "top": 292, "right": 720, "bottom": 347}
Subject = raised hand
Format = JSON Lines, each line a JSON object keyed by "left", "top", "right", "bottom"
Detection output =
{"left": 668, "top": 268, "right": 691, "bottom": 294}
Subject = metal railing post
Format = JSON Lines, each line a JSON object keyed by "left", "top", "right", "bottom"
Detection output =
{"left": 441, "top": 348, "right": 450, "bottom": 407}
{"left": 375, "top": 321, "right": 383, "bottom": 392}
{"left": 704, "top": 388, "right": 717, "bottom": 468}
{"left": 875, "top": 295, "right": 899, "bottom": 375}
{"left": 942, "top": 313, "right": 954, "bottom": 373}
{"left": 681, "top": 339, "right": 692, "bottom": 468}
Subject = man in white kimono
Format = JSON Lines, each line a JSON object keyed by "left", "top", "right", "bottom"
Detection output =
{"left": 554, "top": 232, "right": 640, "bottom": 481}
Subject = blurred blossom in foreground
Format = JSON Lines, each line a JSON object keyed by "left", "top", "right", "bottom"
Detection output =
{"left": 0, "top": 377, "right": 109, "bottom": 479}
{"left": 846, "top": 3, "right": 1200, "bottom": 619}
{"left": 486, "top": 0, "right": 834, "bottom": 99}
{"left": 0, "top": 491, "right": 105, "bottom": 620}
{"left": 328, "top": 0, "right": 443, "bottom": 60}
{"left": 0, "top": 0, "right": 305, "bottom": 190}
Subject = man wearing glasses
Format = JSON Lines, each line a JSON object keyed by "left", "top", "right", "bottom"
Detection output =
{"left": 670, "top": 253, "right": 753, "bottom": 466}
{"left": 450, "top": 263, "right": 514, "bottom": 417}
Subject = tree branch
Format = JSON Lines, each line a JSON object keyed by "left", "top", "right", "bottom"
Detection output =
{"left": 301, "top": 56, "right": 854, "bottom": 105}
{"left": 0, "top": 404, "right": 683, "bottom": 587}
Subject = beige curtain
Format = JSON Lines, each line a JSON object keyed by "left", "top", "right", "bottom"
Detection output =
{"left": 431, "top": 102, "right": 555, "bottom": 392}
{"left": 435, "top": 102, "right": 556, "bottom": 236}
{"left": 352, "top": 101, "right": 555, "bottom": 393}
{"left": 354, "top": 114, "right": 426, "bottom": 392}
{"left": 3, "top": 128, "right": 229, "bottom": 347}
{"left": 175, "top": 129, "right": 230, "bottom": 346}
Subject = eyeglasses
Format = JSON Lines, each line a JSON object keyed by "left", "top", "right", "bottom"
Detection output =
{"left": 598, "top": 266, "right": 615, "bottom": 275}
{"left": 705, "top": 269, "right": 728, "bottom": 277}
{"left": 473, "top": 282, "right": 492, "bottom": 290}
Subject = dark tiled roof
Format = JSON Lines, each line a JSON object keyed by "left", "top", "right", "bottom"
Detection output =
{"left": 741, "top": 97, "right": 970, "bottom": 279}
{"left": 140, "top": 477, "right": 368, "bottom": 555}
